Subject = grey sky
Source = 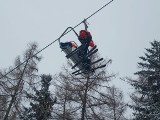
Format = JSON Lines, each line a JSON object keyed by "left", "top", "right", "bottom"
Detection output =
{"left": 1, "top": 0, "right": 160, "bottom": 118}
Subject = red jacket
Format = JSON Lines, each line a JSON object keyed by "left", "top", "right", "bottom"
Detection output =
{"left": 79, "top": 30, "right": 94, "bottom": 47}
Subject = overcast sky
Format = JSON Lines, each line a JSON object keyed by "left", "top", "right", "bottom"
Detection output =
{"left": 1, "top": 0, "right": 160, "bottom": 118}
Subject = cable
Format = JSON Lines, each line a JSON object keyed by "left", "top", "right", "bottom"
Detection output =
{"left": 0, "top": 0, "right": 114, "bottom": 80}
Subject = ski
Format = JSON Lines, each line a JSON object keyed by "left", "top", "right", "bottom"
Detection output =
{"left": 71, "top": 48, "right": 98, "bottom": 69}
{"left": 87, "top": 45, "right": 97, "bottom": 55}
{"left": 92, "top": 64, "right": 106, "bottom": 71}
{"left": 91, "top": 58, "right": 103, "bottom": 65}
{"left": 75, "top": 64, "right": 106, "bottom": 76}
{"left": 72, "top": 58, "right": 103, "bottom": 75}
{"left": 72, "top": 67, "right": 86, "bottom": 75}
{"left": 66, "top": 45, "right": 82, "bottom": 58}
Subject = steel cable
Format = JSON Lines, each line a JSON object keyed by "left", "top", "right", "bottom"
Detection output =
{"left": 0, "top": 0, "right": 114, "bottom": 80}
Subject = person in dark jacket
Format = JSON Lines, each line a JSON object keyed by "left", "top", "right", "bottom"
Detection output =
{"left": 78, "top": 30, "right": 95, "bottom": 66}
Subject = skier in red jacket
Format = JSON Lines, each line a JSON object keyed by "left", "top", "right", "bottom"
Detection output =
{"left": 78, "top": 29, "right": 95, "bottom": 66}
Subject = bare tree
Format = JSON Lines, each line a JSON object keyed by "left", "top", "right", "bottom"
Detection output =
{"left": 0, "top": 42, "right": 41, "bottom": 120}
{"left": 0, "top": 95, "right": 7, "bottom": 119}
{"left": 53, "top": 70, "right": 80, "bottom": 120}
{"left": 53, "top": 53, "right": 126, "bottom": 120}
{"left": 96, "top": 86, "right": 127, "bottom": 120}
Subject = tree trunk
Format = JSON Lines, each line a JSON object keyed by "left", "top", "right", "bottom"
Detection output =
{"left": 3, "top": 60, "right": 29, "bottom": 120}
{"left": 63, "top": 97, "right": 66, "bottom": 120}
{"left": 81, "top": 76, "right": 89, "bottom": 120}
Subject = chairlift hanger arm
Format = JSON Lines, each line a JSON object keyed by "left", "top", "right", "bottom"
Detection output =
{"left": 58, "top": 27, "right": 79, "bottom": 42}
{"left": 58, "top": 19, "right": 89, "bottom": 43}
{"left": 83, "top": 19, "right": 88, "bottom": 31}
{"left": 58, "top": 19, "right": 89, "bottom": 44}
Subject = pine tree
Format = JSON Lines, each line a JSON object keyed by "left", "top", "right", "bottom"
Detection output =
{"left": 129, "top": 40, "right": 160, "bottom": 120}
{"left": 21, "top": 74, "right": 56, "bottom": 120}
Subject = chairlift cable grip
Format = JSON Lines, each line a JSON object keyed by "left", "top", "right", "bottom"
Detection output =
{"left": 83, "top": 19, "right": 88, "bottom": 31}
